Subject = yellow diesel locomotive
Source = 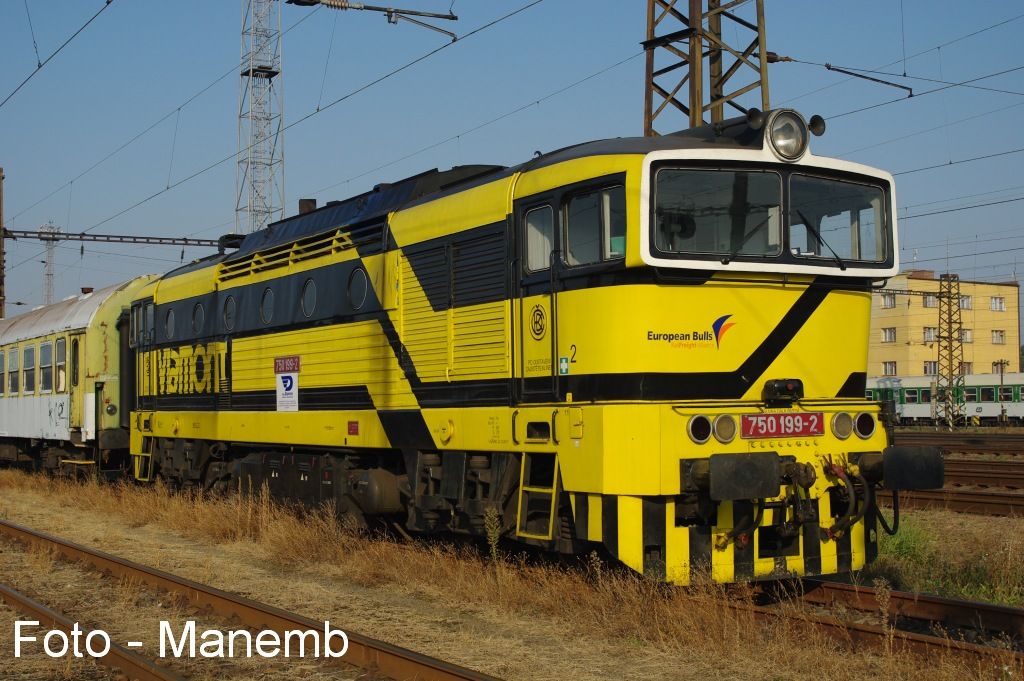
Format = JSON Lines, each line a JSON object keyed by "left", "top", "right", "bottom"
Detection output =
{"left": 126, "top": 109, "right": 942, "bottom": 584}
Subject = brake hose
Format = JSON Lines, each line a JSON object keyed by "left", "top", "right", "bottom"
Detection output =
{"left": 876, "top": 490, "right": 900, "bottom": 535}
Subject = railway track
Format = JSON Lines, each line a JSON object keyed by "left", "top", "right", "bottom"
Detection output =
{"left": 944, "top": 459, "right": 1024, "bottom": 489}
{"left": 895, "top": 489, "right": 1024, "bottom": 516}
{"left": 894, "top": 430, "right": 1024, "bottom": 454}
{"left": 790, "top": 580, "right": 1024, "bottom": 663}
{"left": 0, "top": 519, "right": 499, "bottom": 681}
{"left": 0, "top": 582, "right": 186, "bottom": 681}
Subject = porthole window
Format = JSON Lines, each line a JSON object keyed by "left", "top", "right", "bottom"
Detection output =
{"left": 223, "top": 296, "right": 236, "bottom": 331}
{"left": 348, "top": 267, "right": 368, "bottom": 311}
{"left": 165, "top": 309, "right": 176, "bottom": 340}
{"left": 192, "top": 303, "right": 205, "bottom": 334}
{"left": 301, "top": 278, "right": 317, "bottom": 318}
{"left": 260, "top": 287, "right": 275, "bottom": 324}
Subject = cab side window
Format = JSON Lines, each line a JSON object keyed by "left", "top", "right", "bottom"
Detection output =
{"left": 525, "top": 206, "right": 554, "bottom": 272}
{"left": 564, "top": 185, "right": 626, "bottom": 266}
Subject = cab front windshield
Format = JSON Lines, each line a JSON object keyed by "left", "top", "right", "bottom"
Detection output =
{"left": 653, "top": 167, "right": 888, "bottom": 266}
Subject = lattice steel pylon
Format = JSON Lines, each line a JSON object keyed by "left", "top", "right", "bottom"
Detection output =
{"left": 39, "top": 221, "right": 60, "bottom": 306}
{"left": 936, "top": 273, "right": 965, "bottom": 429}
{"left": 236, "top": 0, "right": 285, "bottom": 234}
{"left": 643, "top": 0, "right": 770, "bottom": 135}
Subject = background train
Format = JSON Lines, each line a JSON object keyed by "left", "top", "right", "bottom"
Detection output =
{"left": 868, "top": 373, "right": 1024, "bottom": 425}
{"left": 0, "top": 109, "right": 942, "bottom": 585}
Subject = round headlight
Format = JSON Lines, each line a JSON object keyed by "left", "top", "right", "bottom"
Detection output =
{"left": 713, "top": 415, "right": 737, "bottom": 444}
{"left": 767, "top": 110, "right": 809, "bottom": 161}
{"left": 831, "top": 412, "right": 853, "bottom": 440}
{"left": 688, "top": 415, "right": 712, "bottom": 444}
{"left": 854, "top": 412, "right": 876, "bottom": 439}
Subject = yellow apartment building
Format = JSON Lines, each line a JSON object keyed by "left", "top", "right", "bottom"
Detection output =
{"left": 868, "top": 270, "right": 1020, "bottom": 378}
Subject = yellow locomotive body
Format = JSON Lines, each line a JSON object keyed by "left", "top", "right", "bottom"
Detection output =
{"left": 128, "top": 110, "right": 942, "bottom": 584}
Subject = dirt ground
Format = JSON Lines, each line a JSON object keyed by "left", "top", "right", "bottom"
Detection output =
{"left": 0, "top": 472, "right": 1017, "bottom": 681}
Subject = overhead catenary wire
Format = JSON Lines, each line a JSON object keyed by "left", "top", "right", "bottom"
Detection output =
{"left": 0, "top": 0, "right": 115, "bottom": 112}
{"left": 48, "top": 0, "right": 546, "bottom": 242}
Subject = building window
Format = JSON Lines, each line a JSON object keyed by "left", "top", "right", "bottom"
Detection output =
{"left": 881, "top": 293, "right": 896, "bottom": 309}
{"left": 881, "top": 327, "right": 896, "bottom": 343}
{"left": 8, "top": 349, "right": 18, "bottom": 394}
{"left": 923, "top": 327, "right": 938, "bottom": 342}
{"left": 882, "top": 361, "right": 897, "bottom": 376}
{"left": 992, "top": 329, "right": 1006, "bottom": 345}
{"left": 923, "top": 361, "right": 938, "bottom": 375}
{"left": 23, "top": 346, "right": 35, "bottom": 394}
{"left": 960, "top": 361, "right": 973, "bottom": 375}
{"left": 959, "top": 295, "right": 972, "bottom": 310}
{"left": 0, "top": 351, "right": 4, "bottom": 396}
{"left": 564, "top": 185, "right": 626, "bottom": 265}
{"left": 960, "top": 329, "right": 972, "bottom": 343}
{"left": 923, "top": 294, "right": 938, "bottom": 308}
{"left": 525, "top": 205, "right": 554, "bottom": 272}
{"left": 991, "top": 296, "right": 1006, "bottom": 311}
{"left": 56, "top": 338, "right": 66, "bottom": 392}
{"left": 39, "top": 342, "right": 53, "bottom": 393}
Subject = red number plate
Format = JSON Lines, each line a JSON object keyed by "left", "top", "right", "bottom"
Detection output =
{"left": 741, "top": 412, "right": 824, "bottom": 439}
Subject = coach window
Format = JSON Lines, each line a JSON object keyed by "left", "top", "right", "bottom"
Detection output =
{"left": 56, "top": 338, "right": 67, "bottom": 392}
{"left": 904, "top": 389, "right": 917, "bottom": 404}
{"left": 525, "top": 206, "right": 554, "bottom": 272}
{"left": 981, "top": 387, "right": 996, "bottom": 402}
{"left": 964, "top": 387, "right": 978, "bottom": 402}
{"left": 223, "top": 296, "right": 237, "bottom": 331}
{"left": 23, "top": 345, "right": 35, "bottom": 394}
{"left": 301, "top": 278, "right": 317, "bottom": 318}
{"left": 8, "top": 350, "right": 18, "bottom": 394}
{"left": 71, "top": 339, "right": 80, "bottom": 387}
{"left": 192, "top": 303, "right": 205, "bottom": 335}
{"left": 564, "top": 185, "right": 625, "bottom": 266}
{"left": 260, "top": 287, "right": 275, "bottom": 324}
{"left": 40, "top": 342, "right": 53, "bottom": 393}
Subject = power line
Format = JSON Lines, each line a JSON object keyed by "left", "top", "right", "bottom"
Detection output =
{"left": 893, "top": 148, "right": 1024, "bottom": 176}
{"left": 827, "top": 64, "right": 1024, "bottom": 120}
{"left": 780, "top": 12, "right": 1024, "bottom": 106}
{"left": 9, "top": 6, "right": 324, "bottom": 223}
{"left": 0, "top": 1, "right": 115, "bottom": 112}
{"left": 901, "top": 197, "right": 1024, "bottom": 221}
{"left": 66, "top": 0, "right": 546, "bottom": 239}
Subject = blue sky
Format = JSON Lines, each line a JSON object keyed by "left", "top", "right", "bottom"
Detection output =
{"left": 1, "top": 0, "right": 1022, "bottom": 312}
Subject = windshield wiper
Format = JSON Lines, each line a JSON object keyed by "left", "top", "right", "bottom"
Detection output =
{"left": 796, "top": 209, "right": 846, "bottom": 271}
{"left": 721, "top": 214, "right": 772, "bottom": 265}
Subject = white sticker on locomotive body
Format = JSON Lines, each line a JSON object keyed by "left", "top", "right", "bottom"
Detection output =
{"left": 276, "top": 372, "right": 298, "bottom": 412}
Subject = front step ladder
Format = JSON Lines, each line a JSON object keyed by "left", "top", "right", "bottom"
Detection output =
{"left": 132, "top": 441, "right": 155, "bottom": 482}
{"left": 515, "top": 452, "right": 560, "bottom": 540}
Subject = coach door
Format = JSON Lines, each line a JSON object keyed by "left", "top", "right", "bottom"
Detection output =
{"left": 517, "top": 197, "right": 561, "bottom": 402}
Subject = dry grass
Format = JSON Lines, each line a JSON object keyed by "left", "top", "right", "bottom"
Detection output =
{"left": 0, "top": 469, "right": 1019, "bottom": 680}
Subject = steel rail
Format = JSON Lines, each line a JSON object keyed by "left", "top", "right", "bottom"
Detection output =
{"left": 892, "top": 489, "right": 1024, "bottom": 516}
{"left": 0, "top": 519, "right": 500, "bottom": 681}
{"left": 0, "top": 582, "right": 188, "bottom": 681}
{"left": 895, "top": 431, "right": 1024, "bottom": 453}
{"left": 944, "top": 460, "right": 1024, "bottom": 489}
{"left": 744, "top": 598, "right": 1023, "bottom": 665}
{"left": 801, "top": 579, "right": 1024, "bottom": 639}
